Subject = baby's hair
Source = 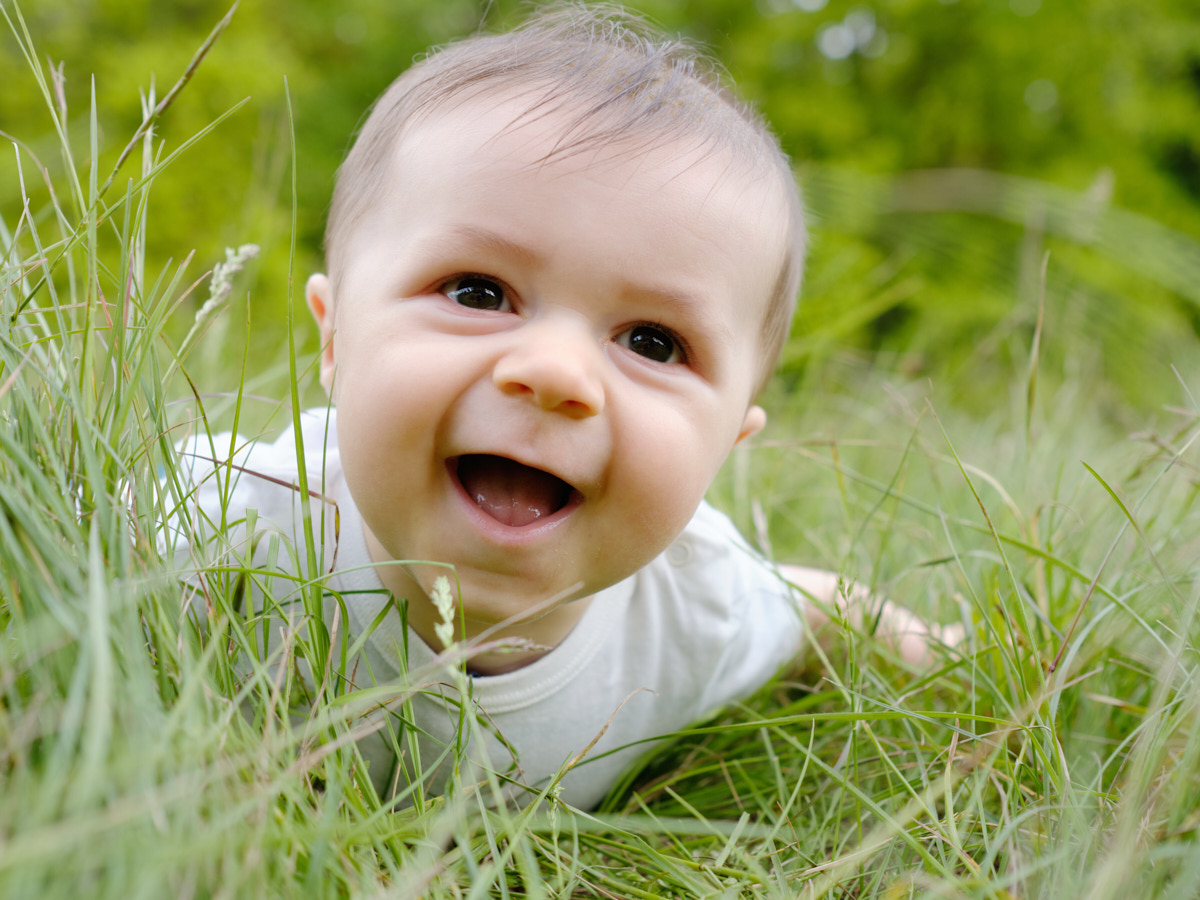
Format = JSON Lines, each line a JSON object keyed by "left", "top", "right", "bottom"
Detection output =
{"left": 325, "top": 2, "right": 805, "bottom": 392}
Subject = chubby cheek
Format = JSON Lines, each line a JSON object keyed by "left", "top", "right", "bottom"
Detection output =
{"left": 595, "top": 471, "right": 709, "bottom": 593}
{"left": 605, "top": 409, "right": 731, "bottom": 560}
{"left": 335, "top": 404, "right": 413, "bottom": 540}
{"left": 333, "top": 371, "right": 441, "bottom": 513}
{"left": 332, "top": 333, "right": 452, "bottom": 436}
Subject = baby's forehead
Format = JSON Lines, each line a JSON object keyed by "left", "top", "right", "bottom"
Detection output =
{"left": 375, "top": 97, "right": 789, "bottom": 271}
{"left": 359, "top": 99, "right": 786, "bottom": 356}
{"left": 329, "top": 51, "right": 798, "bottom": 281}
{"left": 382, "top": 91, "right": 786, "bottom": 212}
{"left": 460, "top": 79, "right": 757, "bottom": 157}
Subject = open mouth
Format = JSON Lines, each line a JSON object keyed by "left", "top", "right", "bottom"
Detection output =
{"left": 454, "top": 454, "right": 577, "bottom": 528}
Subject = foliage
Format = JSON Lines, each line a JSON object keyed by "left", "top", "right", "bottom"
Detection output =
{"left": 2, "top": 0, "right": 1198, "bottom": 415}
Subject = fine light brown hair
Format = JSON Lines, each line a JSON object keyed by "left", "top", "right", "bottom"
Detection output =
{"left": 324, "top": 3, "right": 805, "bottom": 393}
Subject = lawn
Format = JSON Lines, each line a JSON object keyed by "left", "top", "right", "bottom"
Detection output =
{"left": 3, "top": 3, "right": 1200, "bottom": 897}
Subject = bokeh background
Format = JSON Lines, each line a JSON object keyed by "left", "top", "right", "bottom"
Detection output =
{"left": 3, "top": 0, "right": 1199, "bottom": 420}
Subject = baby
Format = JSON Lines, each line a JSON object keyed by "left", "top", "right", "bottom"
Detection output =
{"left": 182, "top": 4, "right": 952, "bottom": 809}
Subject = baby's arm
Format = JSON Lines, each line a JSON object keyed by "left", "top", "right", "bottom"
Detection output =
{"left": 780, "top": 565, "right": 962, "bottom": 667}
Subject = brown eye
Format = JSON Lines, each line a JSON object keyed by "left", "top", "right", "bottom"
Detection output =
{"left": 442, "top": 276, "right": 511, "bottom": 311}
{"left": 618, "top": 324, "right": 682, "bottom": 364}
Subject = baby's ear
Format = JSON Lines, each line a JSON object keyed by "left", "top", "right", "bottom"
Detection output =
{"left": 735, "top": 405, "right": 767, "bottom": 446}
{"left": 305, "top": 273, "right": 336, "bottom": 392}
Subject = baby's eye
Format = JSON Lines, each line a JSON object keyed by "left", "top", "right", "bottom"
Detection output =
{"left": 441, "top": 275, "right": 512, "bottom": 312}
{"left": 616, "top": 324, "right": 683, "bottom": 364}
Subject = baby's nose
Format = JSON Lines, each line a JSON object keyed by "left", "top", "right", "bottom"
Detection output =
{"left": 492, "top": 319, "right": 604, "bottom": 417}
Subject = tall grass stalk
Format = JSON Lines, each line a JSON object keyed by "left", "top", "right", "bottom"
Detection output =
{"left": 3, "top": 7, "right": 1200, "bottom": 898}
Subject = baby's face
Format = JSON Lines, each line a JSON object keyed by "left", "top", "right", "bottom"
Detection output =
{"left": 307, "top": 97, "right": 787, "bottom": 646}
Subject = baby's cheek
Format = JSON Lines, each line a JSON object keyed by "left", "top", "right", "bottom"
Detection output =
{"left": 624, "top": 475, "right": 707, "bottom": 553}
{"left": 651, "top": 436, "right": 715, "bottom": 498}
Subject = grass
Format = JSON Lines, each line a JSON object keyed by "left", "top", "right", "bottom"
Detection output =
{"left": 3, "top": 6, "right": 1200, "bottom": 898}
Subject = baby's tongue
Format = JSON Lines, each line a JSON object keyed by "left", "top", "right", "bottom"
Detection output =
{"left": 458, "top": 455, "right": 571, "bottom": 527}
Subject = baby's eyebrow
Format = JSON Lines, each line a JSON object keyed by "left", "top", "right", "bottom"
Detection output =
{"left": 437, "top": 224, "right": 544, "bottom": 267}
{"left": 635, "top": 286, "right": 733, "bottom": 349}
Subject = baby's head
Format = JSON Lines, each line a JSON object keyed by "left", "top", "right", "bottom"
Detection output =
{"left": 306, "top": 4, "right": 806, "bottom": 661}
{"left": 321, "top": 4, "right": 804, "bottom": 394}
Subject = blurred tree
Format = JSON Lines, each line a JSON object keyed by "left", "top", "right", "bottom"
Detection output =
{"left": 2, "top": 0, "right": 1198, "bottom": 412}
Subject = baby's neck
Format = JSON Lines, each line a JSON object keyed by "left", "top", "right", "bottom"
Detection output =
{"left": 429, "top": 593, "right": 595, "bottom": 675}
{"left": 362, "top": 530, "right": 593, "bottom": 674}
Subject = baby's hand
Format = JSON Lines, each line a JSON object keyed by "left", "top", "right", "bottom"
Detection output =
{"left": 893, "top": 617, "right": 966, "bottom": 668}
{"left": 781, "top": 564, "right": 963, "bottom": 668}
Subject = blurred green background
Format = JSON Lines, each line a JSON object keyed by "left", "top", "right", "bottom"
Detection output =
{"left": 3, "top": 0, "right": 1199, "bottom": 420}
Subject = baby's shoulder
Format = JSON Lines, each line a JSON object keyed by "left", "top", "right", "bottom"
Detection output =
{"left": 678, "top": 498, "right": 748, "bottom": 547}
{"left": 622, "top": 500, "right": 803, "bottom": 698}
{"left": 638, "top": 500, "right": 785, "bottom": 610}
{"left": 176, "top": 407, "right": 341, "bottom": 528}
{"left": 665, "top": 500, "right": 764, "bottom": 572}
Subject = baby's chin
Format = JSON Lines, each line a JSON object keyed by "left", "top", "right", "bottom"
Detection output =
{"left": 420, "top": 568, "right": 600, "bottom": 671}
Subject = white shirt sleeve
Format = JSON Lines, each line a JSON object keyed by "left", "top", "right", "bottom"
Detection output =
{"left": 633, "top": 500, "right": 806, "bottom": 717}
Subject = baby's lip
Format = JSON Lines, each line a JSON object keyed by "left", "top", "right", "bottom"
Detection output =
{"left": 448, "top": 454, "right": 584, "bottom": 529}
{"left": 446, "top": 441, "right": 594, "bottom": 494}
